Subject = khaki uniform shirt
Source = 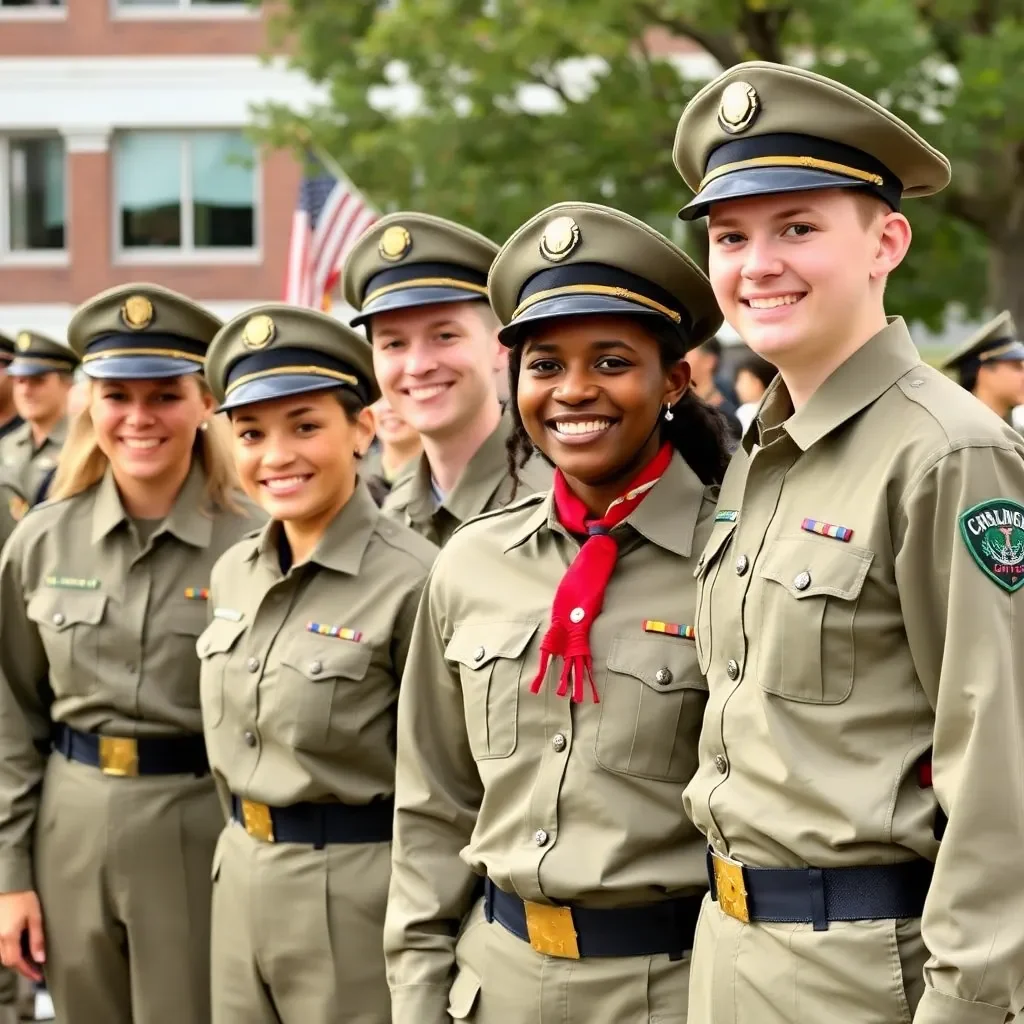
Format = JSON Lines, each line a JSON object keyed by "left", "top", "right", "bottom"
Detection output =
{"left": 0, "top": 471, "right": 27, "bottom": 551}
{"left": 0, "top": 464, "right": 260, "bottom": 892}
{"left": 0, "top": 418, "right": 67, "bottom": 502}
{"left": 684, "top": 319, "right": 1024, "bottom": 1024}
{"left": 385, "top": 452, "right": 715, "bottom": 1024}
{"left": 382, "top": 410, "right": 552, "bottom": 546}
{"left": 198, "top": 482, "right": 437, "bottom": 811}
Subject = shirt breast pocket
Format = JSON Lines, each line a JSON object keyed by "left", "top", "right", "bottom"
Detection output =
{"left": 279, "top": 641, "right": 373, "bottom": 752}
{"left": 197, "top": 618, "right": 248, "bottom": 728}
{"left": 445, "top": 620, "right": 539, "bottom": 761}
{"left": 693, "top": 521, "right": 736, "bottom": 673}
{"left": 27, "top": 590, "right": 106, "bottom": 697}
{"left": 756, "top": 537, "right": 873, "bottom": 704}
{"left": 596, "top": 636, "right": 707, "bottom": 783}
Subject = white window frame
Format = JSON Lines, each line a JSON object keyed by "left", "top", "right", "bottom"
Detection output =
{"left": 111, "top": 0, "right": 257, "bottom": 20}
{"left": 0, "top": 133, "right": 69, "bottom": 267}
{"left": 114, "top": 129, "right": 261, "bottom": 266}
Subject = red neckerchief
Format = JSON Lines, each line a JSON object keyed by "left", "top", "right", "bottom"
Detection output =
{"left": 530, "top": 442, "right": 672, "bottom": 703}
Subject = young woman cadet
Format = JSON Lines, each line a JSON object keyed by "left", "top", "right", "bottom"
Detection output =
{"left": 0, "top": 283, "right": 259, "bottom": 1024}
{"left": 384, "top": 201, "right": 733, "bottom": 1024}
{"left": 199, "top": 305, "right": 437, "bottom": 1024}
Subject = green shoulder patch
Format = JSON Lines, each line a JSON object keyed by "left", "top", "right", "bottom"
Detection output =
{"left": 958, "top": 499, "right": 1024, "bottom": 593}
{"left": 715, "top": 510, "right": 738, "bottom": 523}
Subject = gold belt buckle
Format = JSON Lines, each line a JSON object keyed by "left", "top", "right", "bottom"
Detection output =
{"left": 240, "top": 799, "right": 275, "bottom": 843}
{"left": 712, "top": 852, "right": 750, "bottom": 923}
{"left": 524, "top": 901, "right": 580, "bottom": 959}
{"left": 98, "top": 736, "right": 139, "bottom": 777}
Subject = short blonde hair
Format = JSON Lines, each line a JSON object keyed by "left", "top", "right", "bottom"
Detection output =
{"left": 50, "top": 377, "right": 242, "bottom": 513}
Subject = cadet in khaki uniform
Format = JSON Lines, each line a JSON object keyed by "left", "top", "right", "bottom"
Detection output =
{"left": 200, "top": 306, "right": 436, "bottom": 1024}
{"left": 385, "top": 203, "right": 734, "bottom": 1024}
{"left": 938, "top": 312, "right": 1024, "bottom": 426}
{"left": 0, "top": 332, "right": 77, "bottom": 503}
{"left": 344, "top": 213, "right": 551, "bottom": 546}
{"left": 0, "top": 471, "right": 27, "bottom": 552}
{"left": 0, "top": 333, "right": 23, "bottom": 443}
{"left": 672, "top": 63, "right": 1024, "bottom": 1023}
{"left": 0, "top": 284, "right": 260, "bottom": 1024}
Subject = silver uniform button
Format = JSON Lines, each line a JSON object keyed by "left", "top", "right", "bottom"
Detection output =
{"left": 569, "top": 607, "right": 585, "bottom": 624}
{"left": 793, "top": 571, "right": 812, "bottom": 591}
{"left": 735, "top": 554, "right": 749, "bottom": 576}
{"left": 534, "top": 829, "right": 549, "bottom": 847}
{"left": 52, "top": 612, "right": 65, "bottom": 626}
{"left": 473, "top": 646, "right": 486, "bottom": 663}
{"left": 552, "top": 733, "right": 567, "bottom": 753}
{"left": 309, "top": 660, "right": 322, "bottom": 676}
{"left": 655, "top": 667, "right": 673, "bottom": 685}
{"left": 714, "top": 754, "right": 728, "bottom": 774}
{"left": 247, "top": 657, "right": 260, "bottom": 673}
{"left": 726, "top": 659, "right": 739, "bottom": 680}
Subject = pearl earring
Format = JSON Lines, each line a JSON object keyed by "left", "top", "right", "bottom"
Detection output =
{"left": 664, "top": 404, "right": 674, "bottom": 422}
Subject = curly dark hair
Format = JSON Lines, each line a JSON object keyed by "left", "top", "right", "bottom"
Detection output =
{"left": 504, "top": 318, "right": 735, "bottom": 496}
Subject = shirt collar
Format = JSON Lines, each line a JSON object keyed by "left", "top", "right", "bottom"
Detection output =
{"left": 91, "top": 461, "right": 213, "bottom": 548}
{"left": 505, "top": 450, "right": 708, "bottom": 559}
{"left": 743, "top": 317, "right": 921, "bottom": 454}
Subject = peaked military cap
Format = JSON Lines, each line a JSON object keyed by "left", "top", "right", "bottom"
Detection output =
{"left": 343, "top": 212, "right": 498, "bottom": 328}
{"left": 67, "top": 283, "right": 222, "bottom": 380}
{"left": 673, "top": 61, "right": 951, "bottom": 221}
{"left": 7, "top": 330, "right": 79, "bottom": 378}
{"left": 206, "top": 304, "right": 379, "bottom": 413}
{"left": 488, "top": 201, "right": 723, "bottom": 349}
{"left": 0, "top": 331, "right": 15, "bottom": 363}
{"left": 939, "top": 312, "right": 1024, "bottom": 374}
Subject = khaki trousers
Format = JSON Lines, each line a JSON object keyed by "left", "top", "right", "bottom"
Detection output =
{"left": 687, "top": 895, "right": 927, "bottom": 1024}
{"left": 448, "top": 898, "right": 690, "bottom": 1023}
{"left": 34, "top": 753, "right": 221, "bottom": 1024}
{"left": 210, "top": 821, "right": 391, "bottom": 1024}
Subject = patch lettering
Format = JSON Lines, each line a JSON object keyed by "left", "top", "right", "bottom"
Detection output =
{"left": 45, "top": 575, "right": 100, "bottom": 590}
{"left": 958, "top": 499, "right": 1024, "bottom": 593}
{"left": 715, "top": 510, "right": 738, "bottom": 523}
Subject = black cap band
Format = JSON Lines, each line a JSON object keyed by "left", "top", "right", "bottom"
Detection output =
{"left": 82, "top": 332, "right": 208, "bottom": 366}
{"left": 225, "top": 346, "right": 370, "bottom": 404}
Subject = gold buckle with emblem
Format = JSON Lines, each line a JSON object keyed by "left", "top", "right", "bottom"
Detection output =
{"left": 240, "top": 799, "right": 275, "bottom": 842}
{"left": 711, "top": 852, "right": 750, "bottom": 923}
{"left": 98, "top": 737, "right": 139, "bottom": 777}
{"left": 523, "top": 901, "right": 580, "bottom": 959}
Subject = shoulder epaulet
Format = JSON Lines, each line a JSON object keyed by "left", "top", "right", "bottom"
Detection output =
{"left": 450, "top": 489, "right": 547, "bottom": 538}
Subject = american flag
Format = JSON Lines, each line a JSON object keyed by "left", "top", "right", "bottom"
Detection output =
{"left": 284, "top": 154, "right": 378, "bottom": 310}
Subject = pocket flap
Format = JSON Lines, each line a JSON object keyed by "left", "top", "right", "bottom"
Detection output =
{"left": 694, "top": 521, "right": 736, "bottom": 579}
{"left": 447, "top": 964, "right": 482, "bottom": 1019}
{"left": 197, "top": 618, "right": 247, "bottom": 657}
{"left": 607, "top": 636, "right": 707, "bottom": 693}
{"left": 758, "top": 537, "right": 873, "bottom": 600}
{"left": 446, "top": 620, "right": 539, "bottom": 669}
{"left": 280, "top": 638, "right": 372, "bottom": 681}
{"left": 168, "top": 602, "right": 208, "bottom": 638}
{"left": 27, "top": 590, "right": 106, "bottom": 631}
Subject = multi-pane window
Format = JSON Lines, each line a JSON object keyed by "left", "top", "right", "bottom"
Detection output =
{"left": 4, "top": 135, "right": 66, "bottom": 252}
{"left": 115, "top": 130, "right": 257, "bottom": 253}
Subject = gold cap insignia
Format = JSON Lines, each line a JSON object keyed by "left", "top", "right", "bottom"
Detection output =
{"left": 379, "top": 225, "right": 412, "bottom": 263}
{"left": 539, "top": 216, "right": 581, "bottom": 262}
{"left": 121, "top": 295, "right": 154, "bottom": 331}
{"left": 8, "top": 496, "right": 27, "bottom": 522}
{"left": 16, "top": 333, "right": 31, "bottom": 351}
{"left": 242, "top": 314, "right": 275, "bottom": 350}
{"left": 718, "top": 81, "right": 760, "bottom": 135}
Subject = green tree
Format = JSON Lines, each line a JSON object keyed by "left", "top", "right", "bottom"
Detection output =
{"left": 261, "top": 0, "right": 1022, "bottom": 331}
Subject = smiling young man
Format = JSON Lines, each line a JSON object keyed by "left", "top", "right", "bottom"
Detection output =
{"left": 344, "top": 213, "right": 551, "bottom": 546}
{"left": 673, "top": 62, "right": 1024, "bottom": 1024}
{"left": 0, "top": 332, "right": 77, "bottom": 502}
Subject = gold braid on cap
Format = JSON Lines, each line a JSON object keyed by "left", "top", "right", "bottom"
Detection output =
{"left": 699, "top": 155, "right": 884, "bottom": 191}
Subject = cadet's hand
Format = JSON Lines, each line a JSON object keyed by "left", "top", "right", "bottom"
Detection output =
{"left": 0, "top": 891, "right": 44, "bottom": 981}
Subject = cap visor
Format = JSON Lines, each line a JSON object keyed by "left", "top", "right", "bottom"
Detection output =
{"left": 82, "top": 356, "right": 202, "bottom": 380}
{"left": 678, "top": 167, "right": 869, "bottom": 221}
{"left": 988, "top": 342, "right": 1024, "bottom": 362}
{"left": 217, "top": 374, "right": 353, "bottom": 414}
{"left": 352, "top": 286, "right": 485, "bottom": 327}
{"left": 498, "top": 293, "right": 677, "bottom": 348}
{"left": 7, "top": 362, "right": 69, "bottom": 377}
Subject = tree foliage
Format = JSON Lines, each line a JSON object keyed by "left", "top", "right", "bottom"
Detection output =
{"left": 260, "top": 0, "right": 1024, "bottom": 331}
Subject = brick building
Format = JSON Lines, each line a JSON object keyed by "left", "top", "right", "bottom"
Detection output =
{"left": 0, "top": 0, "right": 320, "bottom": 338}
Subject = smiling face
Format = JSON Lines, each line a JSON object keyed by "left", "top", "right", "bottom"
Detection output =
{"left": 230, "top": 389, "right": 374, "bottom": 530}
{"left": 90, "top": 375, "right": 213, "bottom": 487}
{"left": 516, "top": 315, "right": 689, "bottom": 513}
{"left": 707, "top": 189, "right": 910, "bottom": 372}
{"left": 369, "top": 301, "right": 504, "bottom": 442}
